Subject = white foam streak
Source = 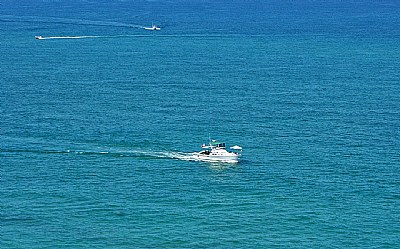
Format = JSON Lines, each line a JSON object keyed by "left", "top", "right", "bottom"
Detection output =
{"left": 39, "top": 36, "right": 100, "bottom": 39}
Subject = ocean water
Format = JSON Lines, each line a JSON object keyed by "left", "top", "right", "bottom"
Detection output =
{"left": 1, "top": 0, "right": 399, "bottom": 248}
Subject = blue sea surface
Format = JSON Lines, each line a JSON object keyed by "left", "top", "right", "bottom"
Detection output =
{"left": 1, "top": 0, "right": 399, "bottom": 248}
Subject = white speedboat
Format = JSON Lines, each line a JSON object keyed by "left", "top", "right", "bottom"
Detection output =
{"left": 144, "top": 24, "right": 161, "bottom": 31}
{"left": 194, "top": 140, "right": 242, "bottom": 162}
{"left": 35, "top": 35, "right": 45, "bottom": 40}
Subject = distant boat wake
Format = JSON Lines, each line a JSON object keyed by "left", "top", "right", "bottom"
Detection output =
{"left": 35, "top": 35, "right": 101, "bottom": 40}
{"left": 72, "top": 149, "right": 204, "bottom": 162}
{"left": 35, "top": 33, "right": 161, "bottom": 40}
{"left": 0, "top": 14, "right": 148, "bottom": 29}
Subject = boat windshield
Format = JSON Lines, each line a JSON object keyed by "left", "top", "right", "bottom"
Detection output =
{"left": 211, "top": 142, "right": 225, "bottom": 148}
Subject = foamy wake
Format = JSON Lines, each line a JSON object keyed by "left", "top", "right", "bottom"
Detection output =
{"left": 120, "top": 150, "right": 200, "bottom": 162}
{"left": 60, "top": 149, "right": 190, "bottom": 159}
{"left": 38, "top": 36, "right": 100, "bottom": 39}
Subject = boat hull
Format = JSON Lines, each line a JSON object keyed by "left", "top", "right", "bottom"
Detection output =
{"left": 193, "top": 152, "right": 240, "bottom": 163}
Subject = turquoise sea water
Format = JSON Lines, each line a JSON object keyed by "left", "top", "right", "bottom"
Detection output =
{"left": 1, "top": 0, "right": 399, "bottom": 248}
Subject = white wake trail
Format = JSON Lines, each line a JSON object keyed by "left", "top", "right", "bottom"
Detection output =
{"left": 36, "top": 35, "right": 101, "bottom": 40}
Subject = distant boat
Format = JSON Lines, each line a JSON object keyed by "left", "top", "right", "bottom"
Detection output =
{"left": 144, "top": 24, "right": 161, "bottom": 31}
{"left": 193, "top": 140, "right": 242, "bottom": 163}
{"left": 35, "top": 35, "right": 45, "bottom": 40}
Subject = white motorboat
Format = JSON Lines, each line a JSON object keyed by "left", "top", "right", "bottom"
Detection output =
{"left": 194, "top": 140, "right": 242, "bottom": 162}
{"left": 144, "top": 24, "right": 161, "bottom": 31}
{"left": 35, "top": 35, "right": 45, "bottom": 40}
